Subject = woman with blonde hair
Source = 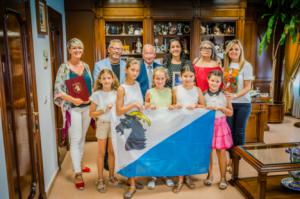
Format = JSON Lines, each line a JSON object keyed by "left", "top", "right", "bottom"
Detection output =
{"left": 54, "top": 38, "right": 93, "bottom": 190}
{"left": 223, "top": 39, "right": 253, "bottom": 171}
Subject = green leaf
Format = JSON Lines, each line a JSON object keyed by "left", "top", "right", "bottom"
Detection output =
{"left": 291, "top": 0, "right": 300, "bottom": 8}
{"left": 261, "top": 13, "right": 271, "bottom": 19}
{"left": 279, "top": 32, "right": 287, "bottom": 45}
{"left": 266, "top": 0, "right": 273, "bottom": 7}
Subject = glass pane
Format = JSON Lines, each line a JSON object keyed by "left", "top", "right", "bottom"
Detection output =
{"left": 7, "top": 13, "right": 33, "bottom": 199}
{"left": 242, "top": 143, "right": 300, "bottom": 165}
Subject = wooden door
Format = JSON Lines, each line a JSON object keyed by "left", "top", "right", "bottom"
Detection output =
{"left": 48, "top": 6, "right": 67, "bottom": 167}
{"left": 0, "top": 7, "right": 45, "bottom": 199}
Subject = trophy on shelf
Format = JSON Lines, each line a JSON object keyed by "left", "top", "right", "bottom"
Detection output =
{"left": 161, "top": 25, "right": 168, "bottom": 35}
{"left": 177, "top": 23, "right": 183, "bottom": 35}
{"left": 134, "top": 28, "right": 142, "bottom": 35}
{"left": 183, "top": 38, "right": 189, "bottom": 54}
{"left": 183, "top": 24, "right": 190, "bottom": 34}
{"left": 201, "top": 25, "right": 206, "bottom": 34}
{"left": 110, "top": 25, "right": 118, "bottom": 35}
{"left": 213, "top": 23, "right": 222, "bottom": 35}
{"left": 136, "top": 38, "right": 142, "bottom": 54}
{"left": 105, "top": 24, "right": 110, "bottom": 35}
{"left": 128, "top": 25, "right": 134, "bottom": 35}
{"left": 154, "top": 38, "right": 161, "bottom": 53}
{"left": 121, "top": 23, "right": 126, "bottom": 35}
{"left": 225, "top": 26, "right": 235, "bottom": 34}
{"left": 160, "top": 38, "right": 168, "bottom": 53}
{"left": 168, "top": 22, "right": 177, "bottom": 35}
{"left": 206, "top": 24, "right": 210, "bottom": 34}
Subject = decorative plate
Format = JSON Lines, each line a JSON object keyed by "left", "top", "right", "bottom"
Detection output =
{"left": 281, "top": 177, "right": 300, "bottom": 191}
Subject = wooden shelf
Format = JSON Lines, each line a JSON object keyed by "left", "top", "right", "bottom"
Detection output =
{"left": 106, "top": 34, "right": 142, "bottom": 37}
{"left": 201, "top": 34, "right": 235, "bottom": 37}
{"left": 154, "top": 34, "right": 190, "bottom": 38}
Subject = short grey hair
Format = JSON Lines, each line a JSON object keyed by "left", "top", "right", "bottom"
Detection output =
{"left": 199, "top": 40, "right": 219, "bottom": 62}
{"left": 142, "top": 44, "right": 155, "bottom": 53}
{"left": 67, "top": 38, "right": 84, "bottom": 50}
{"left": 108, "top": 39, "right": 123, "bottom": 48}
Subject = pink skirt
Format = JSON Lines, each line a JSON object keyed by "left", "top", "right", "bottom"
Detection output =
{"left": 212, "top": 116, "right": 233, "bottom": 149}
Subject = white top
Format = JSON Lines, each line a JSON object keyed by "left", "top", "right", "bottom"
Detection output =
{"left": 90, "top": 90, "right": 116, "bottom": 121}
{"left": 175, "top": 85, "right": 199, "bottom": 107}
{"left": 122, "top": 81, "right": 144, "bottom": 113}
{"left": 229, "top": 61, "right": 254, "bottom": 103}
{"left": 204, "top": 91, "right": 227, "bottom": 118}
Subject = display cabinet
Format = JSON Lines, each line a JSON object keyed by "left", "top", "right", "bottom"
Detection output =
{"left": 200, "top": 21, "right": 236, "bottom": 60}
{"left": 153, "top": 21, "right": 191, "bottom": 59}
{"left": 104, "top": 21, "right": 143, "bottom": 58}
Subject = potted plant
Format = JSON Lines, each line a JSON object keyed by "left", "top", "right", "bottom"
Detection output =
{"left": 259, "top": 0, "right": 300, "bottom": 99}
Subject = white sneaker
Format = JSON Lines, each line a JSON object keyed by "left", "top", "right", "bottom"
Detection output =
{"left": 165, "top": 178, "right": 174, "bottom": 187}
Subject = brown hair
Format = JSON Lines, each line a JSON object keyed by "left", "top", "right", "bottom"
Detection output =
{"left": 152, "top": 67, "right": 169, "bottom": 87}
{"left": 180, "top": 64, "right": 195, "bottom": 75}
{"left": 207, "top": 69, "right": 224, "bottom": 82}
{"left": 125, "top": 57, "right": 140, "bottom": 69}
{"left": 94, "top": 69, "right": 119, "bottom": 91}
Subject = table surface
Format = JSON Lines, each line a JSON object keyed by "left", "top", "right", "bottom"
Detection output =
{"left": 237, "top": 142, "right": 300, "bottom": 167}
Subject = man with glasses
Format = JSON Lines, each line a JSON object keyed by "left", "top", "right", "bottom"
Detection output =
{"left": 93, "top": 39, "right": 126, "bottom": 83}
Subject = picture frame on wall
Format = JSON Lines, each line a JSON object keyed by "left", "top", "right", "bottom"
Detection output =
{"left": 36, "top": 0, "right": 48, "bottom": 35}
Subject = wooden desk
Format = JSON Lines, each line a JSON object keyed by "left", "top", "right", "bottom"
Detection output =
{"left": 245, "top": 103, "right": 269, "bottom": 143}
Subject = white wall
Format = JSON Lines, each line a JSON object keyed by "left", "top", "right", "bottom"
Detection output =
{"left": 0, "top": 114, "right": 9, "bottom": 199}
{"left": 30, "top": 0, "right": 67, "bottom": 192}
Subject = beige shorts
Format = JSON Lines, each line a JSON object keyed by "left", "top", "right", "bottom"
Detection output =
{"left": 96, "top": 120, "right": 111, "bottom": 139}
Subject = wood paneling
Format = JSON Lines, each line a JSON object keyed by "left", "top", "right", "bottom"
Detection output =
{"left": 65, "top": 10, "right": 95, "bottom": 70}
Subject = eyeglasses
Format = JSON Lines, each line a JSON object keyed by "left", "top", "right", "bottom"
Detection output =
{"left": 110, "top": 47, "right": 123, "bottom": 52}
{"left": 200, "top": 47, "right": 212, "bottom": 51}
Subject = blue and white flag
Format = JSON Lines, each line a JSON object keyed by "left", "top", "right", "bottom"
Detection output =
{"left": 111, "top": 108, "right": 215, "bottom": 177}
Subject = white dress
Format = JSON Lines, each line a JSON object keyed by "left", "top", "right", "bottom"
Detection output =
{"left": 175, "top": 85, "right": 199, "bottom": 107}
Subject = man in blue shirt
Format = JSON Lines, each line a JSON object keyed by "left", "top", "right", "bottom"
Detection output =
{"left": 93, "top": 39, "right": 126, "bottom": 83}
{"left": 137, "top": 44, "right": 161, "bottom": 97}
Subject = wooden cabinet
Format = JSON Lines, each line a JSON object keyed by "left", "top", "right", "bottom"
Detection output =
{"left": 200, "top": 21, "right": 236, "bottom": 60}
{"left": 245, "top": 103, "right": 268, "bottom": 143}
{"left": 153, "top": 21, "right": 192, "bottom": 60}
{"left": 105, "top": 21, "right": 143, "bottom": 58}
{"left": 268, "top": 103, "right": 285, "bottom": 123}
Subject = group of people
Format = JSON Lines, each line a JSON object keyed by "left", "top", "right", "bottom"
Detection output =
{"left": 54, "top": 37, "right": 253, "bottom": 199}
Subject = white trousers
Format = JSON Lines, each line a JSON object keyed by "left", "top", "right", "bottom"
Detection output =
{"left": 69, "top": 106, "right": 91, "bottom": 173}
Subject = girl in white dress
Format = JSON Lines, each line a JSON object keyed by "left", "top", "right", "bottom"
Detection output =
{"left": 172, "top": 64, "right": 205, "bottom": 193}
{"left": 116, "top": 58, "right": 143, "bottom": 199}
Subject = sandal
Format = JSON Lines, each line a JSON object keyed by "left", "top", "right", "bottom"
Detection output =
{"left": 219, "top": 179, "right": 228, "bottom": 190}
{"left": 147, "top": 177, "right": 156, "bottom": 190}
{"left": 172, "top": 181, "right": 184, "bottom": 193}
{"left": 74, "top": 173, "right": 85, "bottom": 190}
{"left": 184, "top": 176, "right": 195, "bottom": 189}
{"left": 124, "top": 186, "right": 136, "bottom": 199}
{"left": 203, "top": 175, "right": 213, "bottom": 186}
{"left": 108, "top": 176, "right": 120, "bottom": 186}
{"left": 96, "top": 178, "right": 106, "bottom": 193}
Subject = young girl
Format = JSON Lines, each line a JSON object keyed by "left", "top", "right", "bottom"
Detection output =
{"left": 172, "top": 64, "right": 205, "bottom": 193}
{"left": 89, "top": 69, "right": 120, "bottom": 193}
{"left": 116, "top": 58, "right": 143, "bottom": 199}
{"left": 144, "top": 67, "right": 175, "bottom": 189}
{"left": 203, "top": 70, "right": 233, "bottom": 190}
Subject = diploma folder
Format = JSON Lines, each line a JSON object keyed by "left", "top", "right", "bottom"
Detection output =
{"left": 65, "top": 76, "right": 89, "bottom": 101}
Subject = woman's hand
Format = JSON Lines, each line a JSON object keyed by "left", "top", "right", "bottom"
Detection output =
{"left": 106, "top": 103, "right": 113, "bottom": 110}
{"left": 73, "top": 98, "right": 84, "bottom": 106}
{"left": 225, "top": 92, "right": 236, "bottom": 101}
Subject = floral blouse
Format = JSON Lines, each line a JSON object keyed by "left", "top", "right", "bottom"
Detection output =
{"left": 54, "top": 62, "right": 93, "bottom": 111}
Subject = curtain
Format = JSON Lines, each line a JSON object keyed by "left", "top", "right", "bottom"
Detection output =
{"left": 292, "top": 68, "right": 300, "bottom": 118}
{"left": 283, "top": 33, "right": 300, "bottom": 113}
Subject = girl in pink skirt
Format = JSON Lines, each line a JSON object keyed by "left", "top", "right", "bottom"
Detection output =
{"left": 203, "top": 70, "right": 233, "bottom": 190}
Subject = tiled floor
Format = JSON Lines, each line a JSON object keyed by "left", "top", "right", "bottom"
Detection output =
{"left": 48, "top": 116, "right": 300, "bottom": 199}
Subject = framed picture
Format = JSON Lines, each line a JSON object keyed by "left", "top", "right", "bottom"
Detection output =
{"left": 36, "top": 0, "right": 48, "bottom": 34}
{"left": 172, "top": 72, "right": 182, "bottom": 87}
